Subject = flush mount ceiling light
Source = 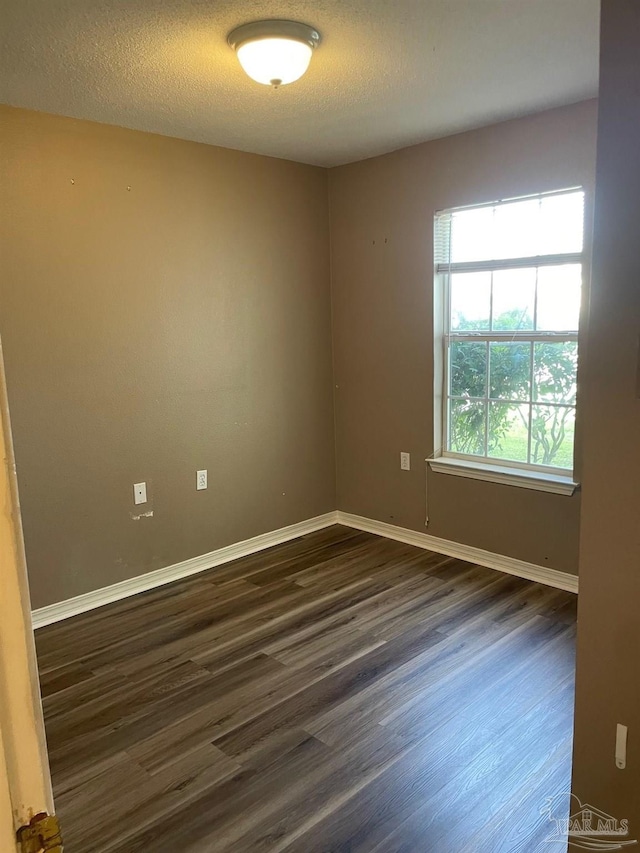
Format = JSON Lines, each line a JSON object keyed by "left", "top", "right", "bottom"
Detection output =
{"left": 227, "top": 20, "right": 321, "bottom": 88}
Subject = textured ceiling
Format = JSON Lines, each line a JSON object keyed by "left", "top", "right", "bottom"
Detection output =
{"left": 0, "top": 0, "right": 600, "bottom": 167}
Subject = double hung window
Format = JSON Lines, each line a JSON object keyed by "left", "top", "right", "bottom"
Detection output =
{"left": 433, "top": 189, "right": 585, "bottom": 491}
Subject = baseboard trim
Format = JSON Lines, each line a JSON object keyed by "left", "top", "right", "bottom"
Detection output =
{"left": 336, "top": 511, "right": 579, "bottom": 594}
{"left": 32, "top": 507, "right": 577, "bottom": 628}
{"left": 31, "top": 511, "right": 339, "bottom": 629}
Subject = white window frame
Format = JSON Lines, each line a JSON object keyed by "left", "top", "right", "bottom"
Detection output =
{"left": 430, "top": 189, "right": 584, "bottom": 496}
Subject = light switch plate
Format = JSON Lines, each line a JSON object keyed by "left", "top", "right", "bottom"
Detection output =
{"left": 616, "top": 723, "right": 628, "bottom": 769}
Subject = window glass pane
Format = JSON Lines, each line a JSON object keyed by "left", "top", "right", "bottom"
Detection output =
{"left": 492, "top": 268, "right": 536, "bottom": 330}
{"left": 536, "top": 265, "right": 581, "bottom": 331}
{"left": 539, "top": 192, "right": 584, "bottom": 255}
{"left": 531, "top": 405, "right": 575, "bottom": 469}
{"left": 450, "top": 342, "right": 487, "bottom": 398}
{"left": 450, "top": 207, "right": 494, "bottom": 262}
{"left": 450, "top": 272, "right": 491, "bottom": 330}
{"left": 533, "top": 342, "right": 578, "bottom": 404}
{"left": 450, "top": 399, "right": 486, "bottom": 456}
{"left": 493, "top": 198, "right": 540, "bottom": 259}
{"left": 489, "top": 342, "right": 531, "bottom": 401}
{"left": 488, "top": 403, "right": 530, "bottom": 463}
{"left": 448, "top": 191, "right": 584, "bottom": 264}
{"left": 442, "top": 190, "right": 583, "bottom": 472}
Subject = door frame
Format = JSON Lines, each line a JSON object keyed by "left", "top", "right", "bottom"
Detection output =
{"left": 0, "top": 337, "right": 54, "bottom": 850}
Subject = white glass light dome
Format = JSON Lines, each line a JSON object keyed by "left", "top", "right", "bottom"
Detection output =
{"left": 228, "top": 20, "right": 321, "bottom": 88}
{"left": 237, "top": 38, "right": 313, "bottom": 87}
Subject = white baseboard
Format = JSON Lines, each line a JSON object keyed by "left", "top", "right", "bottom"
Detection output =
{"left": 32, "top": 506, "right": 578, "bottom": 628}
{"left": 336, "top": 511, "right": 579, "bottom": 594}
{"left": 31, "top": 511, "right": 339, "bottom": 629}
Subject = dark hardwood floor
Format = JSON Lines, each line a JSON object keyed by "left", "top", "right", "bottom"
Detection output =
{"left": 35, "top": 525, "right": 577, "bottom": 852}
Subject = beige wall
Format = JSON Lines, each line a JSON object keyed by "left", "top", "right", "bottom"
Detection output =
{"left": 0, "top": 99, "right": 601, "bottom": 610}
{"left": 0, "top": 106, "right": 336, "bottom": 609}
{"left": 329, "top": 100, "right": 598, "bottom": 575}
{"left": 572, "top": 0, "right": 640, "bottom": 837}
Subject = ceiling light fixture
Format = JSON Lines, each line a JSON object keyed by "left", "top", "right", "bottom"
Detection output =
{"left": 227, "top": 20, "right": 321, "bottom": 88}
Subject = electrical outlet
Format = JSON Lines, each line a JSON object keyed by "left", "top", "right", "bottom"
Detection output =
{"left": 197, "top": 470, "right": 208, "bottom": 490}
{"left": 400, "top": 452, "right": 411, "bottom": 471}
{"left": 133, "top": 482, "right": 147, "bottom": 505}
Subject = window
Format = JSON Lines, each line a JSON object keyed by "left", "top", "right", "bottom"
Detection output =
{"left": 432, "top": 189, "right": 585, "bottom": 493}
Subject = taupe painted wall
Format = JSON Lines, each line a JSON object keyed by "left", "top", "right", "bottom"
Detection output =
{"left": 572, "top": 0, "right": 640, "bottom": 836}
{"left": 329, "top": 100, "right": 598, "bottom": 575}
{"left": 0, "top": 106, "right": 336, "bottom": 609}
{"left": 0, "top": 99, "right": 601, "bottom": 610}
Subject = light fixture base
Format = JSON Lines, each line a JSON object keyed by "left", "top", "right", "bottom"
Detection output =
{"left": 227, "top": 19, "right": 321, "bottom": 51}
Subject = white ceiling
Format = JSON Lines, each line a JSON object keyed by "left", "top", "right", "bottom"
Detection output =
{"left": 0, "top": 0, "right": 600, "bottom": 167}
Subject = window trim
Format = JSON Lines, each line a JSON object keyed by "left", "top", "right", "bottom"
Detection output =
{"left": 427, "top": 455, "right": 579, "bottom": 496}
{"left": 432, "top": 189, "right": 585, "bottom": 492}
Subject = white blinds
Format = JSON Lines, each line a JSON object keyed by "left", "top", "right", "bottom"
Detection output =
{"left": 434, "top": 188, "right": 585, "bottom": 273}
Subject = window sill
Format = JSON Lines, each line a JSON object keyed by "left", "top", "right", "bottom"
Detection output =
{"left": 428, "top": 456, "right": 580, "bottom": 496}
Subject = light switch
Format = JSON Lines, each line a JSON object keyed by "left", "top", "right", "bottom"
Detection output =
{"left": 616, "top": 723, "right": 628, "bottom": 769}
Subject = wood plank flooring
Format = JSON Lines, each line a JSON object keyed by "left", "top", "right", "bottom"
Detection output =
{"left": 35, "top": 525, "right": 577, "bottom": 852}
